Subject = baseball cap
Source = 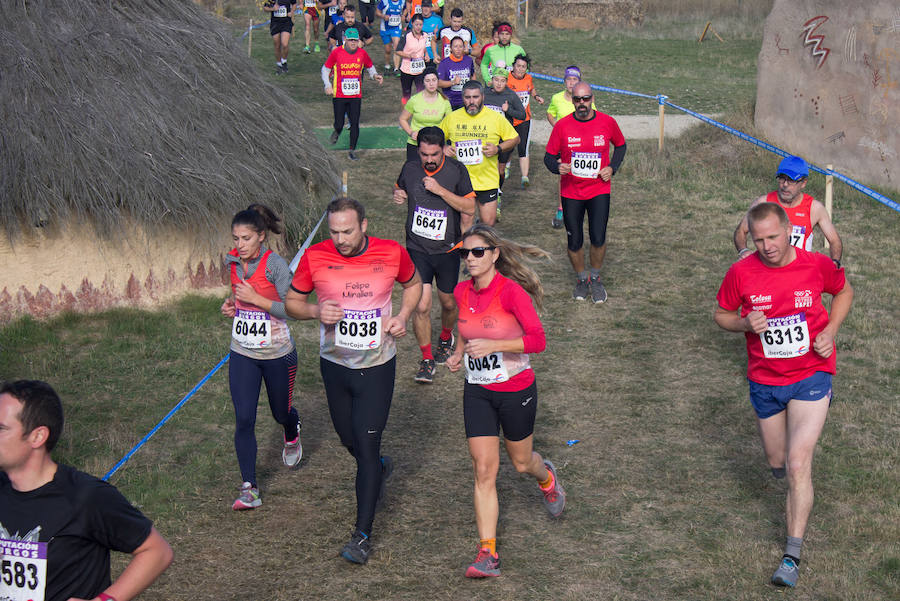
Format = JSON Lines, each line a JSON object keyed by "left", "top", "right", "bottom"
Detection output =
{"left": 776, "top": 156, "right": 809, "bottom": 180}
{"left": 422, "top": 0, "right": 432, "bottom": 6}
{"left": 344, "top": 28, "right": 360, "bottom": 40}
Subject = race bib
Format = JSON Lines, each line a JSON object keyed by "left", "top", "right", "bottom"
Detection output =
{"left": 414, "top": 5, "right": 422, "bottom": 13}
{"left": 411, "top": 206, "right": 447, "bottom": 240}
{"left": 328, "top": 5, "right": 338, "bottom": 15}
{"left": 516, "top": 90, "right": 530, "bottom": 108}
{"left": 789, "top": 225, "right": 806, "bottom": 248}
{"left": 341, "top": 77, "right": 361, "bottom": 95}
{"left": 455, "top": 139, "right": 483, "bottom": 165}
{"left": 0, "top": 538, "right": 47, "bottom": 601}
{"left": 465, "top": 352, "right": 509, "bottom": 384}
{"left": 274, "top": 5, "right": 288, "bottom": 17}
{"left": 388, "top": 14, "right": 401, "bottom": 26}
{"left": 409, "top": 57, "right": 426, "bottom": 74}
{"left": 335, "top": 308, "right": 382, "bottom": 350}
{"left": 232, "top": 309, "right": 273, "bottom": 349}
{"left": 444, "top": 44, "right": 451, "bottom": 58}
{"left": 761, "top": 313, "right": 810, "bottom": 359}
{"left": 571, "top": 151, "right": 601, "bottom": 179}
{"left": 487, "top": 104, "right": 504, "bottom": 114}
{"left": 304, "top": 0, "right": 316, "bottom": 6}
{"left": 449, "top": 71, "right": 468, "bottom": 91}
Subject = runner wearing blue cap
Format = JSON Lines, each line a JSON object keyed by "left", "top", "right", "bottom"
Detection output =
{"left": 733, "top": 156, "right": 842, "bottom": 266}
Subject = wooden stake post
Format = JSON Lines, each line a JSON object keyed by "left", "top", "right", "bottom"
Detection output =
{"left": 824, "top": 164, "right": 834, "bottom": 250}
{"left": 698, "top": 21, "right": 724, "bottom": 43}
{"left": 248, "top": 19, "right": 253, "bottom": 57}
{"left": 658, "top": 96, "right": 667, "bottom": 153}
{"left": 342, "top": 170, "right": 348, "bottom": 196}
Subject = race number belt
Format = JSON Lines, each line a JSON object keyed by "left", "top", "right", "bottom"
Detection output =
{"left": 455, "top": 139, "right": 483, "bottom": 165}
{"left": 411, "top": 206, "right": 448, "bottom": 240}
{"left": 274, "top": 5, "right": 288, "bottom": 17}
{"left": 571, "top": 151, "right": 601, "bottom": 179}
{"left": 232, "top": 309, "right": 273, "bottom": 349}
{"left": 341, "top": 77, "right": 361, "bottom": 95}
{"left": 409, "top": 57, "right": 426, "bottom": 74}
{"left": 516, "top": 90, "right": 530, "bottom": 108}
{"left": 464, "top": 352, "right": 509, "bottom": 384}
{"left": 0, "top": 538, "right": 47, "bottom": 601}
{"left": 761, "top": 313, "right": 810, "bottom": 359}
{"left": 789, "top": 225, "right": 806, "bottom": 248}
{"left": 335, "top": 308, "right": 382, "bottom": 350}
{"left": 388, "top": 14, "right": 401, "bottom": 26}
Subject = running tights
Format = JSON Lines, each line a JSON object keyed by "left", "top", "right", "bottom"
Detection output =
{"left": 332, "top": 97, "right": 362, "bottom": 150}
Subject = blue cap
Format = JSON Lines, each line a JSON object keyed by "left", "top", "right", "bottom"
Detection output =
{"left": 776, "top": 156, "right": 809, "bottom": 180}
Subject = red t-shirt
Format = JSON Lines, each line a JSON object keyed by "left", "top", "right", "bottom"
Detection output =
{"left": 716, "top": 249, "right": 846, "bottom": 385}
{"left": 292, "top": 236, "right": 416, "bottom": 369}
{"left": 545, "top": 111, "right": 626, "bottom": 199}
{"left": 324, "top": 46, "right": 374, "bottom": 98}
{"left": 765, "top": 191, "right": 815, "bottom": 251}
{"left": 454, "top": 273, "right": 546, "bottom": 392}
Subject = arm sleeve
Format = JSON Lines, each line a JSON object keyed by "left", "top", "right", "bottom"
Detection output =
{"left": 396, "top": 34, "right": 407, "bottom": 52}
{"left": 455, "top": 161, "right": 474, "bottom": 196}
{"left": 85, "top": 479, "right": 153, "bottom": 554}
{"left": 715, "top": 265, "right": 743, "bottom": 312}
{"left": 819, "top": 253, "right": 847, "bottom": 295}
{"left": 268, "top": 254, "right": 294, "bottom": 320}
{"left": 543, "top": 151, "right": 561, "bottom": 174}
{"left": 367, "top": 65, "right": 378, "bottom": 78}
{"left": 480, "top": 47, "right": 492, "bottom": 81}
{"left": 321, "top": 65, "right": 333, "bottom": 88}
{"left": 290, "top": 251, "right": 315, "bottom": 294}
{"left": 500, "top": 282, "right": 546, "bottom": 354}
{"left": 498, "top": 114, "right": 518, "bottom": 142}
{"left": 610, "top": 142, "right": 626, "bottom": 175}
{"left": 396, "top": 246, "right": 417, "bottom": 283}
{"left": 504, "top": 90, "right": 526, "bottom": 121}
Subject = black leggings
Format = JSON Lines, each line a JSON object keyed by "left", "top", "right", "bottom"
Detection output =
{"left": 229, "top": 349, "right": 299, "bottom": 486}
{"left": 401, "top": 71, "right": 424, "bottom": 102}
{"left": 332, "top": 96, "right": 362, "bottom": 150}
{"left": 320, "top": 356, "right": 396, "bottom": 535}
{"left": 561, "top": 193, "right": 611, "bottom": 251}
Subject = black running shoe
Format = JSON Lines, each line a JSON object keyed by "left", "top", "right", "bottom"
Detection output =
{"left": 340, "top": 529, "right": 371, "bottom": 564}
{"left": 433, "top": 334, "right": 455, "bottom": 365}
{"left": 414, "top": 359, "right": 435, "bottom": 383}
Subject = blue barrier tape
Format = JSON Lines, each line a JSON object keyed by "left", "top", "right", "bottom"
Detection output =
{"left": 103, "top": 354, "right": 231, "bottom": 481}
{"left": 289, "top": 209, "right": 328, "bottom": 273}
{"left": 529, "top": 71, "right": 898, "bottom": 214}
{"left": 241, "top": 20, "right": 272, "bottom": 39}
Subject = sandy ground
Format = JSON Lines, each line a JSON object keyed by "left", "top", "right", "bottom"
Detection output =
{"left": 529, "top": 113, "right": 721, "bottom": 144}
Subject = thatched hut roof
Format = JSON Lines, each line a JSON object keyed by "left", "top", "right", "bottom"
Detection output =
{"left": 0, "top": 0, "right": 338, "bottom": 249}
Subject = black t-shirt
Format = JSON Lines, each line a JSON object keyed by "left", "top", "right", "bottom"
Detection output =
{"left": 328, "top": 21, "right": 373, "bottom": 44}
{"left": 271, "top": 0, "right": 297, "bottom": 20}
{"left": 0, "top": 464, "right": 153, "bottom": 601}
{"left": 396, "top": 156, "right": 473, "bottom": 254}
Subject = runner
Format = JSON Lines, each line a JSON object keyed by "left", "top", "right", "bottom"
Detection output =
{"left": 301, "top": 0, "right": 322, "bottom": 54}
{"left": 733, "top": 156, "right": 842, "bottom": 264}
{"left": 399, "top": 67, "right": 452, "bottom": 161}
{"left": 357, "top": 0, "right": 375, "bottom": 28}
{"left": 544, "top": 81, "right": 626, "bottom": 303}
{"left": 393, "top": 126, "right": 475, "bottom": 383}
{"left": 482, "top": 66, "right": 525, "bottom": 195}
{"left": 263, "top": 0, "right": 297, "bottom": 74}
{"left": 376, "top": 0, "right": 405, "bottom": 74}
{"left": 285, "top": 197, "right": 423, "bottom": 564}
{"left": 418, "top": 0, "right": 444, "bottom": 66}
{"left": 396, "top": 14, "right": 434, "bottom": 104}
{"left": 322, "top": 27, "right": 385, "bottom": 161}
{"left": 324, "top": 0, "right": 347, "bottom": 42}
{"left": 439, "top": 7, "right": 477, "bottom": 60}
{"left": 445, "top": 224, "right": 566, "bottom": 578}
{"left": 221, "top": 204, "right": 302, "bottom": 511}
{"left": 505, "top": 53, "right": 544, "bottom": 187}
{"left": 714, "top": 202, "right": 853, "bottom": 588}
{"left": 0, "top": 380, "right": 173, "bottom": 601}
{"left": 328, "top": 4, "right": 374, "bottom": 48}
{"left": 440, "top": 81, "right": 519, "bottom": 228}
{"left": 437, "top": 36, "right": 476, "bottom": 111}
{"left": 479, "top": 22, "right": 524, "bottom": 82}
{"left": 546, "top": 66, "right": 595, "bottom": 228}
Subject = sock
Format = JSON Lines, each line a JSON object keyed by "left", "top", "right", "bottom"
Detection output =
{"left": 280, "top": 58, "right": 287, "bottom": 65}
{"left": 784, "top": 537, "right": 802, "bottom": 561}
{"left": 439, "top": 328, "right": 453, "bottom": 342}
{"left": 499, "top": 172, "right": 505, "bottom": 189}
{"left": 479, "top": 538, "right": 496, "bottom": 555}
{"left": 420, "top": 344, "right": 434, "bottom": 361}
{"left": 577, "top": 270, "right": 589, "bottom": 281}
{"left": 589, "top": 267, "right": 601, "bottom": 279}
{"left": 538, "top": 469, "right": 554, "bottom": 491}
{"left": 771, "top": 466, "right": 786, "bottom": 479}
{"left": 557, "top": 203, "right": 563, "bottom": 211}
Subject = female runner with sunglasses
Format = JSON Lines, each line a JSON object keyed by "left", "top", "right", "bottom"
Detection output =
{"left": 446, "top": 224, "right": 566, "bottom": 578}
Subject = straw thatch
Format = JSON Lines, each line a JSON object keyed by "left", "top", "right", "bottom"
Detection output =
{"left": 0, "top": 0, "right": 338, "bottom": 251}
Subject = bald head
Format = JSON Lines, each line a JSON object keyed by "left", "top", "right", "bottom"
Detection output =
{"left": 572, "top": 82, "right": 594, "bottom": 120}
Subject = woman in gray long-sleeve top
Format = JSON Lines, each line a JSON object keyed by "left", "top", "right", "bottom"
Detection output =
{"left": 482, "top": 66, "right": 525, "bottom": 192}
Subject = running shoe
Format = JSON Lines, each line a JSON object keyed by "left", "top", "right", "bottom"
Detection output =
{"left": 282, "top": 417, "right": 302, "bottom": 467}
{"left": 377, "top": 455, "right": 393, "bottom": 508}
{"left": 341, "top": 529, "right": 371, "bottom": 564}
{"left": 274, "top": 64, "right": 284, "bottom": 75}
{"left": 465, "top": 548, "right": 501, "bottom": 578}
{"left": 433, "top": 334, "right": 455, "bottom": 365}
{"left": 232, "top": 482, "right": 261, "bottom": 511}
{"left": 495, "top": 194, "right": 502, "bottom": 222}
{"left": 414, "top": 358, "right": 436, "bottom": 383}
{"left": 772, "top": 556, "right": 799, "bottom": 587}
{"left": 348, "top": 150, "right": 359, "bottom": 161}
{"left": 541, "top": 460, "right": 566, "bottom": 517}
{"left": 572, "top": 277, "right": 589, "bottom": 300}
{"left": 551, "top": 208, "right": 563, "bottom": 229}
{"left": 304, "top": 45, "right": 311, "bottom": 54}
{"left": 314, "top": 43, "right": 321, "bottom": 52}
{"left": 521, "top": 176, "right": 530, "bottom": 188}
{"left": 329, "top": 130, "right": 340, "bottom": 144}
{"left": 281, "top": 62, "right": 288, "bottom": 74}
{"left": 589, "top": 276, "right": 608, "bottom": 304}
{"left": 394, "top": 68, "right": 402, "bottom": 78}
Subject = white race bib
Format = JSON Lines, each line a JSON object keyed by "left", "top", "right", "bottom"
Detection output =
{"left": 304, "top": 0, "right": 316, "bottom": 7}
{"left": 516, "top": 90, "right": 530, "bottom": 108}
{"left": 465, "top": 352, "right": 509, "bottom": 384}
{"left": 761, "top": 313, "right": 810, "bottom": 359}
{"left": 411, "top": 206, "right": 448, "bottom": 240}
{"left": 487, "top": 104, "right": 504, "bottom": 114}
{"left": 571, "top": 151, "right": 601, "bottom": 179}
{"left": 455, "top": 139, "right": 483, "bottom": 165}
{"left": 232, "top": 309, "right": 273, "bottom": 349}
{"left": 388, "top": 14, "right": 401, "bottom": 26}
{"left": 409, "top": 57, "right": 426, "bottom": 74}
{"left": 444, "top": 45, "right": 451, "bottom": 58}
{"left": 328, "top": 5, "right": 338, "bottom": 15}
{"left": 449, "top": 71, "right": 468, "bottom": 91}
{"left": 414, "top": 5, "right": 422, "bottom": 13}
{"left": 341, "top": 77, "right": 361, "bottom": 95}
{"left": 274, "top": 5, "right": 288, "bottom": 17}
{"left": 0, "top": 538, "right": 47, "bottom": 601}
{"left": 789, "top": 225, "right": 806, "bottom": 249}
{"left": 335, "top": 309, "right": 382, "bottom": 350}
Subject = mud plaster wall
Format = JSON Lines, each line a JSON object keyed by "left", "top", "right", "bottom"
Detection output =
{"left": 755, "top": 0, "right": 900, "bottom": 190}
{"left": 0, "top": 223, "right": 232, "bottom": 323}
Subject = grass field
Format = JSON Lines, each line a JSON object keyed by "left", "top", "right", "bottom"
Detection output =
{"left": 2, "top": 5, "right": 899, "bottom": 601}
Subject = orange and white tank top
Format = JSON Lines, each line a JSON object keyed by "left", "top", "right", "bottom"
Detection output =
{"left": 229, "top": 249, "right": 290, "bottom": 350}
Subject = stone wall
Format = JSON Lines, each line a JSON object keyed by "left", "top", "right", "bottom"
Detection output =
{"left": 755, "top": 0, "right": 900, "bottom": 190}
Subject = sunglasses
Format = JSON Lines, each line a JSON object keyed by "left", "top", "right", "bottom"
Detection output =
{"left": 459, "top": 246, "right": 496, "bottom": 258}
{"left": 572, "top": 95, "right": 593, "bottom": 102}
